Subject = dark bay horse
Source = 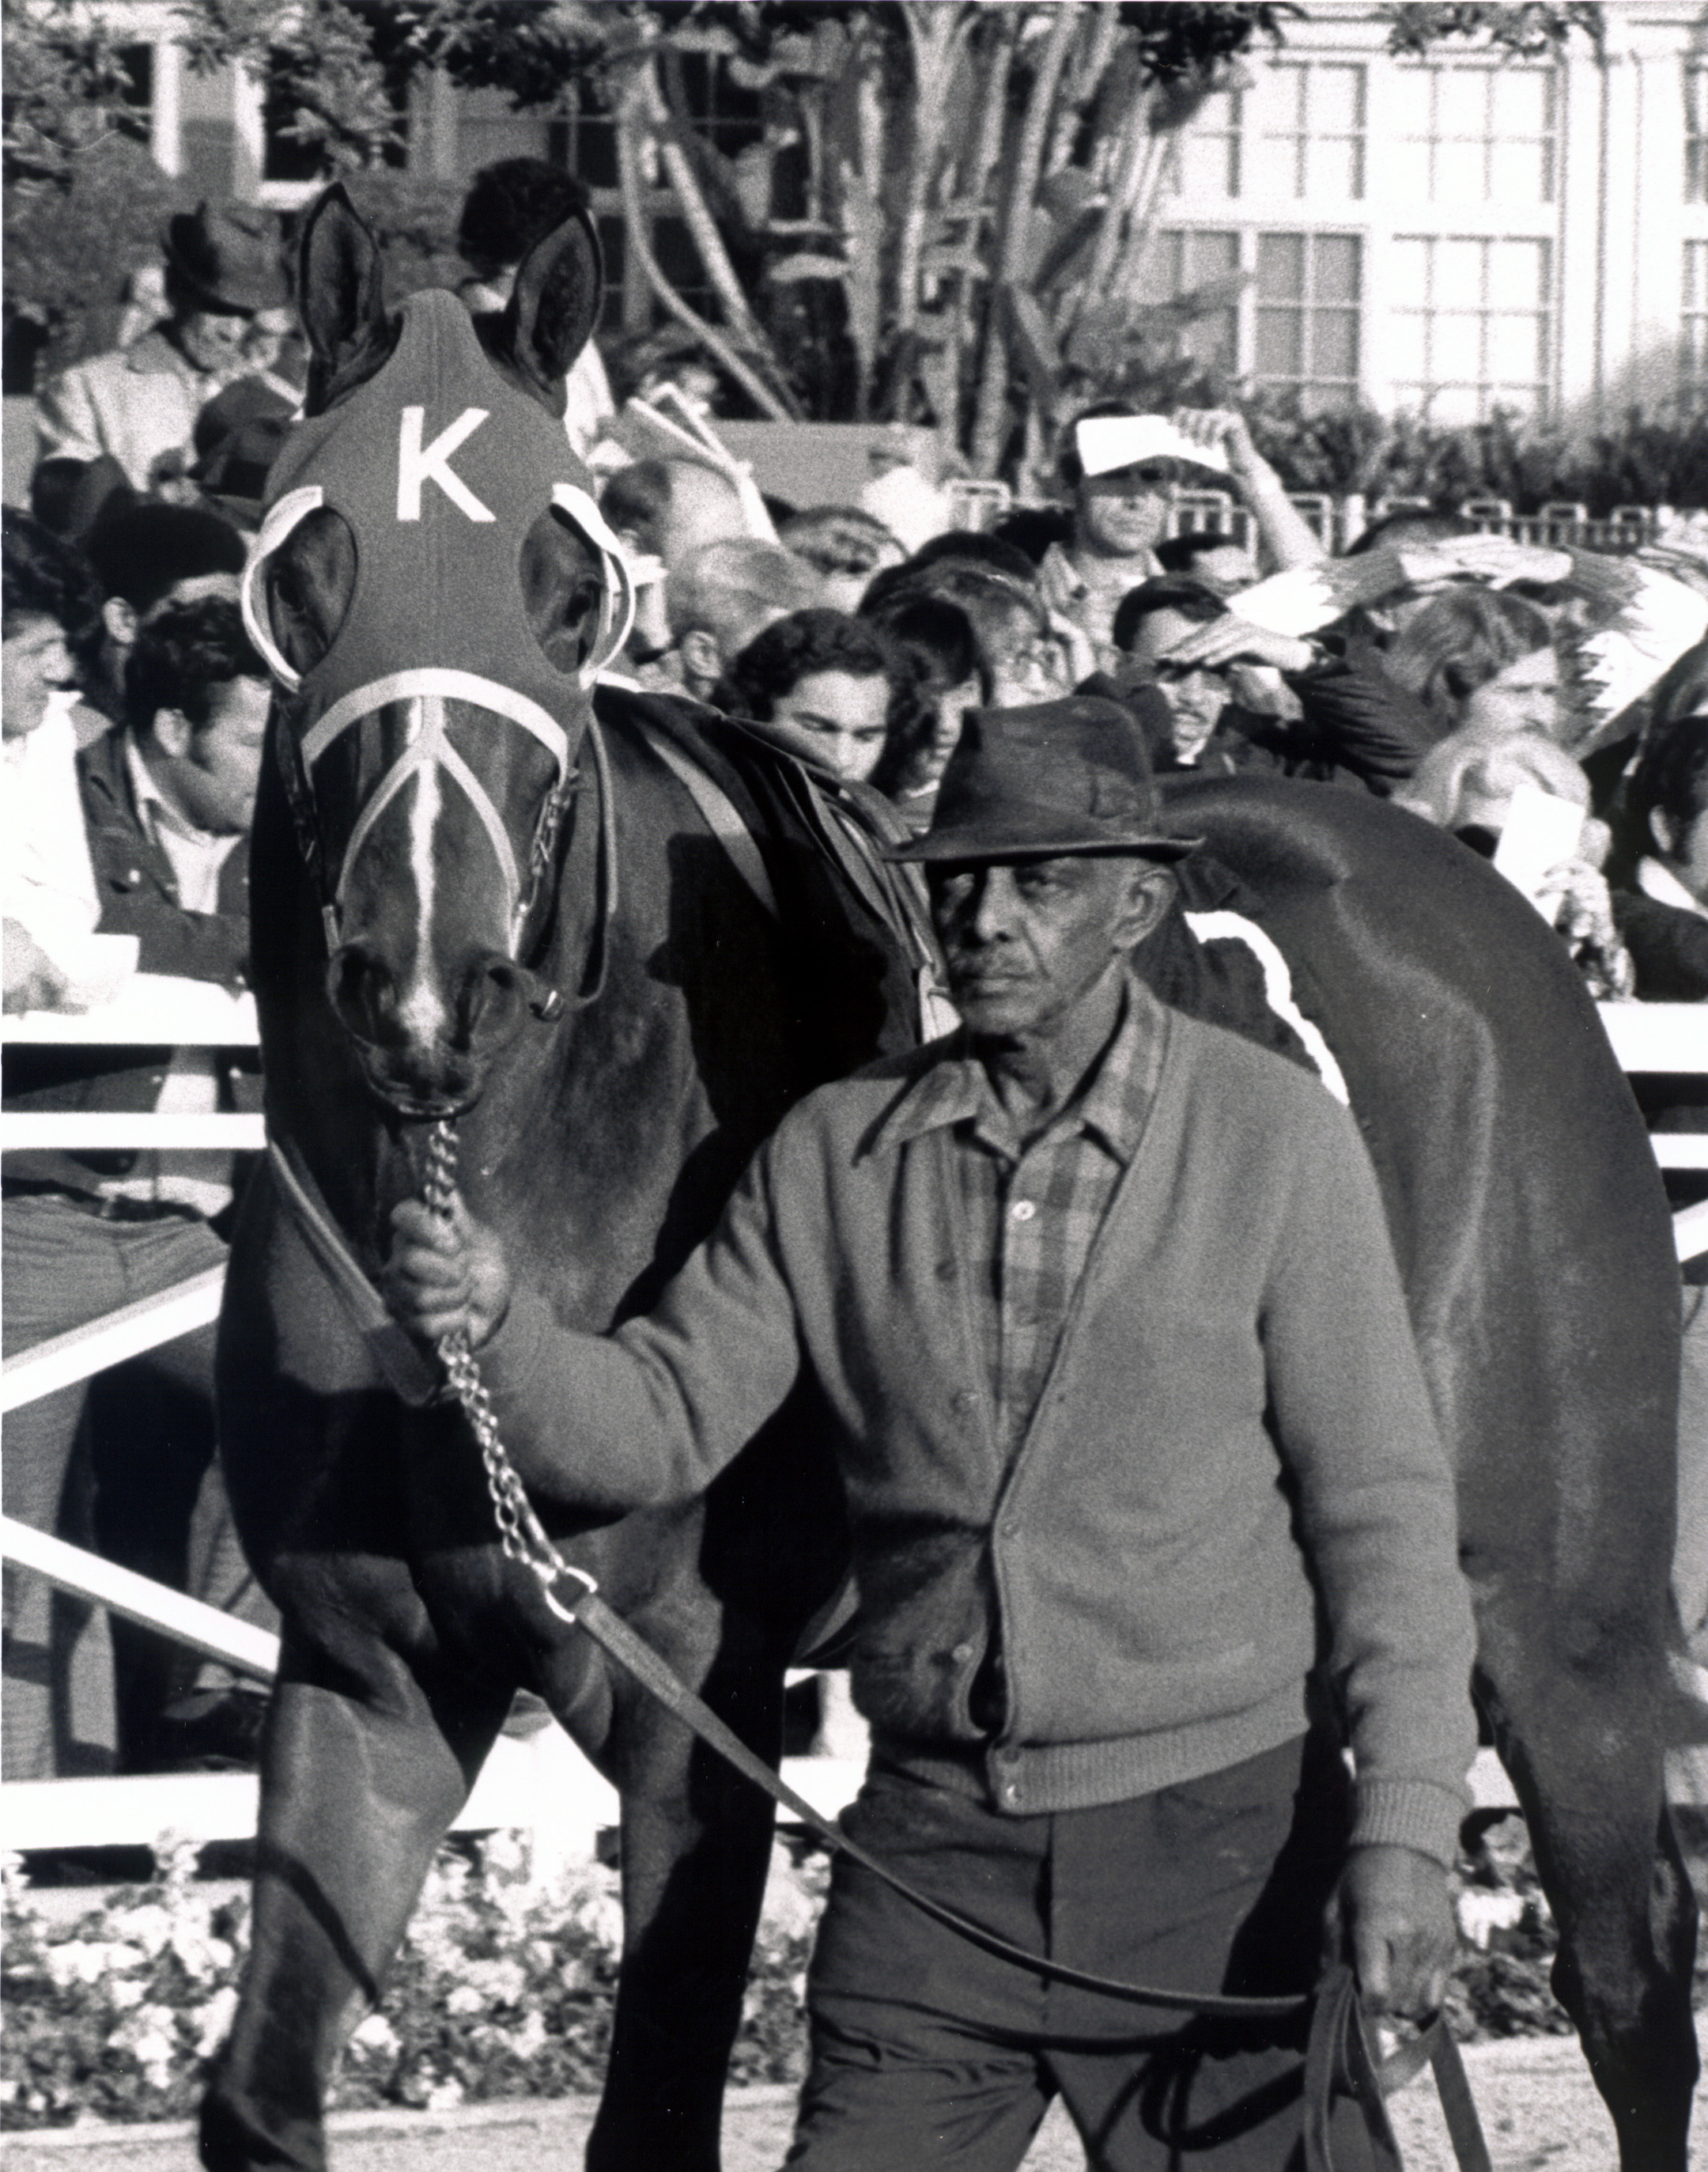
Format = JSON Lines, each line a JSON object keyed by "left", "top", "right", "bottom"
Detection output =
{"left": 206, "top": 180, "right": 1694, "bottom": 2170}
{"left": 1145, "top": 781, "right": 1697, "bottom": 2166}
{"left": 204, "top": 187, "right": 919, "bottom": 2172}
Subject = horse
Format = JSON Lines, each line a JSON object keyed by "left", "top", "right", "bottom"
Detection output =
{"left": 202, "top": 184, "right": 922, "bottom": 2172}
{"left": 1147, "top": 780, "right": 1699, "bottom": 2167}
{"left": 203, "top": 179, "right": 1695, "bottom": 2170}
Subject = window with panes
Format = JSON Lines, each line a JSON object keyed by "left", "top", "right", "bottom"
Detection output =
{"left": 1389, "top": 236, "right": 1551, "bottom": 422}
{"left": 1142, "top": 228, "right": 1362, "bottom": 412}
{"left": 1167, "top": 62, "right": 1367, "bottom": 201}
{"left": 1386, "top": 62, "right": 1556, "bottom": 206}
{"left": 1684, "top": 241, "right": 1708, "bottom": 408}
{"left": 1688, "top": 65, "right": 1708, "bottom": 202}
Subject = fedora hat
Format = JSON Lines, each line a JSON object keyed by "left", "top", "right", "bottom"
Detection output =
{"left": 162, "top": 203, "right": 288, "bottom": 316}
{"left": 886, "top": 697, "right": 1200, "bottom": 865}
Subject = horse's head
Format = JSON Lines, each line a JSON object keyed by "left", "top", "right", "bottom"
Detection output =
{"left": 243, "top": 184, "right": 633, "bottom": 1118}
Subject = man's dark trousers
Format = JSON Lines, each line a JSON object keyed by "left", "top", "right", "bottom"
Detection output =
{"left": 788, "top": 1731, "right": 1386, "bottom": 2170}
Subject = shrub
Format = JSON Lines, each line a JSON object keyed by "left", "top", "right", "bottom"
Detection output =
{"left": 6, "top": 1812, "right": 1703, "bottom": 2132}
{"left": 3, "top": 137, "right": 185, "bottom": 380}
{"left": 2, "top": 1830, "right": 826, "bottom": 2131}
{"left": 1245, "top": 390, "right": 1708, "bottom": 516}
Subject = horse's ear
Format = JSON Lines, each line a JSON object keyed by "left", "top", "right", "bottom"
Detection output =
{"left": 297, "top": 183, "right": 389, "bottom": 408}
{"left": 503, "top": 212, "right": 603, "bottom": 399}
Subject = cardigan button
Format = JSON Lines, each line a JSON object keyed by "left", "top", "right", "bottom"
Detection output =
{"left": 950, "top": 1641, "right": 974, "bottom": 1664}
{"left": 951, "top": 1390, "right": 978, "bottom": 1417}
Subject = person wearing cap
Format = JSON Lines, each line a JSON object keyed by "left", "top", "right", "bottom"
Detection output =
{"left": 183, "top": 377, "right": 296, "bottom": 535}
{"left": 384, "top": 696, "right": 1475, "bottom": 2168}
{"left": 1041, "top": 402, "right": 1327, "bottom": 676}
{"left": 36, "top": 205, "right": 288, "bottom": 494}
{"left": 455, "top": 158, "right": 616, "bottom": 464}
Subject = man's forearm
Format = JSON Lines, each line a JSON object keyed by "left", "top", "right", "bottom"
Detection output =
{"left": 1238, "top": 462, "right": 1327, "bottom": 574}
{"left": 475, "top": 1152, "right": 807, "bottom": 1516}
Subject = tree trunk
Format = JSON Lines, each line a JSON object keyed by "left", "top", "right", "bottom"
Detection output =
{"left": 969, "top": 1, "right": 1079, "bottom": 476}
{"left": 943, "top": 9, "right": 1021, "bottom": 456}
{"left": 1045, "top": 6, "right": 1122, "bottom": 177}
{"left": 893, "top": 2, "right": 969, "bottom": 342}
{"left": 640, "top": 60, "right": 788, "bottom": 379}
{"left": 1061, "top": 80, "right": 1155, "bottom": 342}
{"left": 614, "top": 84, "right": 795, "bottom": 424}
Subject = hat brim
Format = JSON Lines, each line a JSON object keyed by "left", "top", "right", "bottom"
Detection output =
{"left": 886, "top": 822, "right": 1200, "bottom": 865}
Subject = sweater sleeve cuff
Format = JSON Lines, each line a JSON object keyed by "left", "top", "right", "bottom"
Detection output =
{"left": 1349, "top": 1777, "right": 1468, "bottom": 1871}
{"left": 478, "top": 1282, "right": 554, "bottom": 1406}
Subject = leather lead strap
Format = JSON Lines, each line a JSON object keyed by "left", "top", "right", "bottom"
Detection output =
{"left": 557, "top": 1584, "right": 1492, "bottom": 2168}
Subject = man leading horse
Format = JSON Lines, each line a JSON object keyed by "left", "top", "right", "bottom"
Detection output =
{"left": 387, "top": 695, "right": 1478, "bottom": 2170}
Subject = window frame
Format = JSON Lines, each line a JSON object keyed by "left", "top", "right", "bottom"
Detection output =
{"left": 1156, "top": 39, "right": 1564, "bottom": 420}
{"left": 1145, "top": 224, "right": 1365, "bottom": 412}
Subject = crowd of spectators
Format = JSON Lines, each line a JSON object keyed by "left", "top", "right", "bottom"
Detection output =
{"left": 6, "top": 159, "right": 1707, "bottom": 1780}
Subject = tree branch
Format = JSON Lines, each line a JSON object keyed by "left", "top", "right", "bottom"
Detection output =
{"left": 969, "top": 2, "right": 1078, "bottom": 475}
{"left": 614, "top": 86, "right": 795, "bottom": 425}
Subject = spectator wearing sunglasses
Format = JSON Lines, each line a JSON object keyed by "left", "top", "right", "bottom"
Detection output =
{"left": 1041, "top": 402, "right": 1325, "bottom": 675}
{"left": 1110, "top": 577, "right": 1410, "bottom": 793}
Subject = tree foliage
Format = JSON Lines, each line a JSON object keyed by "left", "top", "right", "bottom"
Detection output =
{"left": 1380, "top": 3, "right": 1604, "bottom": 59}
{"left": 1, "top": 1, "right": 1609, "bottom": 472}
{"left": 2, "top": 0, "right": 153, "bottom": 186}
{"left": 43, "top": 0, "right": 1294, "bottom": 462}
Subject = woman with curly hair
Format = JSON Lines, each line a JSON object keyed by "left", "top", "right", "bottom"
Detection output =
{"left": 1388, "top": 586, "right": 1633, "bottom": 996}
{"left": 714, "top": 607, "right": 919, "bottom": 786}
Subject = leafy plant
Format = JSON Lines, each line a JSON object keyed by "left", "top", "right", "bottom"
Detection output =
{"left": 2, "top": 1830, "right": 829, "bottom": 2130}
{"left": 2, "top": 134, "right": 183, "bottom": 379}
{"left": 2, "top": 0, "right": 150, "bottom": 187}
{"left": 9, "top": 1811, "right": 1704, "bottom": 2131}
{"left": 1241, "top": 392, "right": 1708, "bottom": 516}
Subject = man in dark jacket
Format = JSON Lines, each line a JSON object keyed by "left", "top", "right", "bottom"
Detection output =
{"left": 387, "top": 698, "right": 1476, "bottom": 2170}
{"left": 2, "top": 596, "right": 273, "bottom": 1779}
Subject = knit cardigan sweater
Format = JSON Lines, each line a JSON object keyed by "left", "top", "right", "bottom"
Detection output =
{"left": 482, "top": 1008, "right": 1477, "bottom": 1868}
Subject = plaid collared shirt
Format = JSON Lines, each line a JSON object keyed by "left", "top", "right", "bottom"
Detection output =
{"left": 888, "top": 977, "right": 1171, "bottom": 1463}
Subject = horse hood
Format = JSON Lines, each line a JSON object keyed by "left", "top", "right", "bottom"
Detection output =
{"left": 242, "top": 286, "right": 631, "bottom": 745}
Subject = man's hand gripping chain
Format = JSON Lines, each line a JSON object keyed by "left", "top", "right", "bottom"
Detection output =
{"left": 423, "top": 1118, "right": 595, "bottom": 1629}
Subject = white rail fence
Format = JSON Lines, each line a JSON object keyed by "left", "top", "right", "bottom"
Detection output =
{"left": 1165, "top": 491, "right": 1678, "bottom": 558}
{"left": 2, "top": 986, "right": 1704, "bottom": 1858}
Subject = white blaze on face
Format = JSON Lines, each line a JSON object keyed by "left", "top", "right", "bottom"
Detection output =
{"left": 397, "top": 694, "right": 450, "bottom": 1044}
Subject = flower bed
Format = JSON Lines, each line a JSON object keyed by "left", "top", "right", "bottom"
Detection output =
{"left": 3, "top": 1832, "right": 825, "bottom": 2132}
{"left": 3, "top": 1813, "right": 1700, "bottom": 2131}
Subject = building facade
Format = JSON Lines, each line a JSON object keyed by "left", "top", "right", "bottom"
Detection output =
{"left": 1143, "top": 4, "right": 1708, "bottom": 429}
{"left": 79, "top": 2, "right": 1708, "bottom": 428}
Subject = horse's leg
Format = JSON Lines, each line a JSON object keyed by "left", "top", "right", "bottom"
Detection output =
{"left": 583, "top": 1619, "right": 788, "bottom": 2172}
{"left": 1479, "top": 1621, "right": 1699, "bottom": 2171}
{"left": 200, "top": 1633, "right": 510, "bottom": 2172}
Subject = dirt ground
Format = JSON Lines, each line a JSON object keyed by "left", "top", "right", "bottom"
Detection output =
{"left": 9, "top": 2027, "right": 1708, "bottom": 2172}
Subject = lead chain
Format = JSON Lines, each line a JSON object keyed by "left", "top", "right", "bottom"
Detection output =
{"left": 424, "top": 1120, "right": 589, "bottom": 1625}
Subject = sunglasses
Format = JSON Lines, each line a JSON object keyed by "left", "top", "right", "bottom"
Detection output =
{"left": 1094, "top": 464, "right": 1177, "bottom": 490}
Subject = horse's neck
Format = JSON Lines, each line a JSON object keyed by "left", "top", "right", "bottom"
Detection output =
{"left": 260, "top": 696, "right": 914, "bottom": 1325}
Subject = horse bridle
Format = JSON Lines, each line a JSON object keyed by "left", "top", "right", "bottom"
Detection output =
{"left": 241, "top": 481, "right": 633, "bottom": 968}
